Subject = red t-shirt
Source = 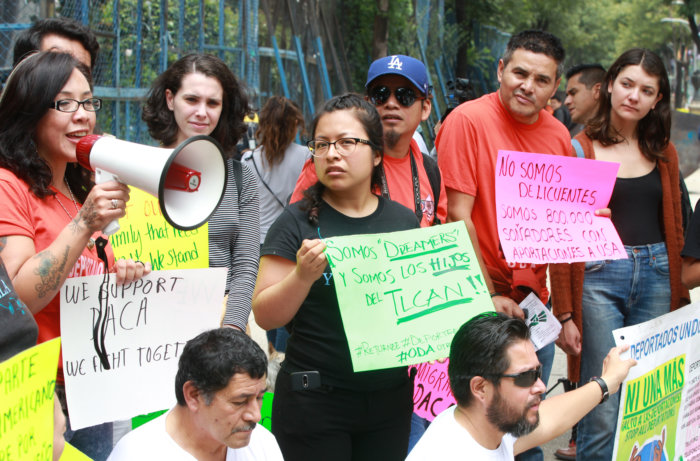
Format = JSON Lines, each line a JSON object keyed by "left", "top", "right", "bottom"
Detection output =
{"left": 289, "top": 139, "right": 447, "bottom": 228}
{"left": 436, "top": 92, "right": 572, "bottom": 303}
{"left": 0, "top": 169, "right": 113, "bottom": 383}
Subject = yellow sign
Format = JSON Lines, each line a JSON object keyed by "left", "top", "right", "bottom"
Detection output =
{"left": 0, "top": 338, "right": 61, "bottom": 461}
{"left": 60, "top": 443, "right": 92, "bottom": 460}
{"left": 110, "top": 188, "right": 209, "bottom": 270}
{"left": 623, "top": 354, "right": 685, "bottom": 416}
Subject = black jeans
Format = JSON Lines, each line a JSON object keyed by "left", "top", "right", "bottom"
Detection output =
{"left": 272, "top": 368, "right": 412, "bottom": 461}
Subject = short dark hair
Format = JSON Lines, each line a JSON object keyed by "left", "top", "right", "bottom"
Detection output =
{"left": 449, "top": 313, "right": 531, "bottom": 407}
{"left": 551, "top": 90, "right": 565, "bottom": 103}
{"left": 12, "top": 18, "right": 100, "bottom": 68}
{"left": 142, "top": 53, "right": 249, "bottom": 154}
{"left": 175, "top": 328, "right": 267, "bottom": 406}
{"left": 586, "top": 48, "right": 671, "bottom": 161}
{"left": 502, "top": 30, "right": 565, "bottom": 79}
{"left": 0, "top": 52, "right": 93, "bottom": 201}
{"left": 565, "top": 64, "right": 606, "bottom": 88}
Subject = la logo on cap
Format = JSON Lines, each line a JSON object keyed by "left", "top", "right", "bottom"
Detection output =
{"left": 388, "top": 55, "right": 403, "bottom": 70}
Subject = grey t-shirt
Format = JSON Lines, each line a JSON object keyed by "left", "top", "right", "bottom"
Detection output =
{"left": 243, "top": 143, "right": 309, "bottom": 244}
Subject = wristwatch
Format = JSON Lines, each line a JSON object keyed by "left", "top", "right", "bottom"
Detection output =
{"left": 589, "top": 377, "right": 609, "bottom": 404}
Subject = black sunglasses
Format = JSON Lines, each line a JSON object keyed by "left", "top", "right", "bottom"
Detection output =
{"left": 368, "top": 85, "right": 425, "bottom": 107}
{"left": 498, "top": 365, "right": 543, "bottom": 388}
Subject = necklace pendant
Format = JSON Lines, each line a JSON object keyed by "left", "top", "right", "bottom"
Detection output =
{"left": 87, "top": 238, "right": 95, "bottom": 250}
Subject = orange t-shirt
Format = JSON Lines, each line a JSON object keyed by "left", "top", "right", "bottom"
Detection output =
{"left": 436, "top": 92, "right": 572, "bottom": 303}
{"left": 289, "top": 140, "right": 447, "bottom": 228}
{"left": 0, "top": 169, "right": 114, "bottom": 384}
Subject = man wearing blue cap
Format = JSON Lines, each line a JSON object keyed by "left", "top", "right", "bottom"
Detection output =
{"left": 290, "top": 55, "right": 447, "bottom": 228}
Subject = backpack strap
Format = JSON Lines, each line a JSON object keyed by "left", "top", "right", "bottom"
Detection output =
{"left": 421, "top": 153, "right": 442, "bottom": 225}
{"left": 232, "top": 158, "right": 243, "bottom": 204}
{"left": 571, "top": 139, "right": 585, "bottom": 159}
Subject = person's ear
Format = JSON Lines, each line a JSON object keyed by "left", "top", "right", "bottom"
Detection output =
{"left": 592, "top": 82, "right": 602, "bottom": 101}
{"left": 420, "top": 98, "right": 432, "bottom": 122}
{"left": 165, "top": 89, "right": 175, "bottom": 111}
{"left": 470, "top": 376, "right": 492, "bottom": 405}
{"left": 497, "top": 59, "right": 505, "bottom": 84}
{"left": 183, "top": 381, "right": 205, "bottom": 411}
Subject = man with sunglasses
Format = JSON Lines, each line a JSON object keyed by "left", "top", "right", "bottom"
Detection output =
{"left": 407, "top": 312, "right": 635, "bottom": 460}
{"left": 290, "top": 55, "right": 447, "bottom": 228}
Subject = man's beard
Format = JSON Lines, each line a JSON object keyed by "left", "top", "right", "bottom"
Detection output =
{"left": 486, "top": 389, "right": 541, "bottom": 437}
{"left": 383, "top": 129, "right": 400, "bottom": 149}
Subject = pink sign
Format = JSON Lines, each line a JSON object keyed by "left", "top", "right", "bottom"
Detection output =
{"left": 410, "top": 360, "right": 456, "bottom": 421}
{"left": 495, "top": 150, "right": 625, "bottom": 264}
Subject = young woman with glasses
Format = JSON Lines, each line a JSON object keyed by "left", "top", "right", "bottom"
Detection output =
{"left": 142, "top": 53, "right": 259, "bottom": 331}
{"left": 253, "top": 94, "right": 420, "bottom": 461}
{"left": 0, "top": 51, "right": 149, "bottom": 460}
{"left": 550, "top": 48, "right": 689, "bottom": 460}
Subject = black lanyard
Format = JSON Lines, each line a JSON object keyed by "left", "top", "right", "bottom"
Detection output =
{"left": 379, "top": 152, "right": 423, "bottom": 222}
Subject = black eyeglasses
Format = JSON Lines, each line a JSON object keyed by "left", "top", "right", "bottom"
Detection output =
{"left": 307, "top": 137, "right": 373, "bottom": 157}
{"left": 498, "top": 365, "right": 543, "bottom": 388}
{"left": 368, "top": 85, "right": 425, "bottom": 107}
{"left": 49, "top": 98, "right": 102, "bottom": 113}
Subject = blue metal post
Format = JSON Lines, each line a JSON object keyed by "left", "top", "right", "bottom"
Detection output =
{"left": 80, "top": 0, "right": 89, "bottom": 24}
{"left": 271, "top": 36, "right": 290, "bottom": 98}
{"left": 293, "top": 35, "right": 315, "bottom": 115}
{"left": 160, "top": 0, "right": 168, "bottom": 72}
{"left": 247, "top": 0, "right": 260, "bottom": 106}
{"left": 314, "top": 36, "right": 332, "bottom": 100}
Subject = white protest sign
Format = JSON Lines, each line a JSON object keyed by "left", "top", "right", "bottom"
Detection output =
{"left": 60, "top": 268, "right": 226, "bottom": 430}
{"left": 612, "top": 303, "right": 700, "bottom": 461}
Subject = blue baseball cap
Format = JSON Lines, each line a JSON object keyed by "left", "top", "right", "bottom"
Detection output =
{"left": 365, "top": 55, "right": 431, "bottom": 96}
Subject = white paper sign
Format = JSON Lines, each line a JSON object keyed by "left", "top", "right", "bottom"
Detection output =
{"left": 60, "top": 268, "right": 226, "bottom": 430}
{"left": 612, "top": 303, "right": 700, "bottom": 461}
{"left": 521, "top": 293, "right": 561, "bottom": 350}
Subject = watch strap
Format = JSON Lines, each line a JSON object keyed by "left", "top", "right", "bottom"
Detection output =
{"left": 589, "top": 376, "right": 609, "bottom": 404}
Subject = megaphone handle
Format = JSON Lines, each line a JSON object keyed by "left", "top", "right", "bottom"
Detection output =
{"left": 95, "top": 168, "right": 121, "bottom": 235}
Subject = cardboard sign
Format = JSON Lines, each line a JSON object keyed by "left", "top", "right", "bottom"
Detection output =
{"left": 60, "top": 268, "right": 226, "bottom": 430}
{"left": 612, "top": 303, "right": 700, "bottom": 460}
{"left": 410, "top": 360, "right": 456, "bottom": 421}
{"left": 325, "top": 221, "right": 494, "bottom": 371}
{"left": 0, "top": 338, "right": 61, "bottom": 461}
{"left": 109, "top": 188, "right": 209, "bottom": 270}
{"left": 495, "top": 150, "right": 625, "bottom": 264}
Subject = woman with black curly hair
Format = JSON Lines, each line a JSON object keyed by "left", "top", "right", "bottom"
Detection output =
{"left": 142, "top": 53, "right": 259, "bottom": 330}
{"left": 253, "top": 93, "right": 420, "bottom": 460}
{"left": 0, "top": 51, "right": 148, "bottom": 460}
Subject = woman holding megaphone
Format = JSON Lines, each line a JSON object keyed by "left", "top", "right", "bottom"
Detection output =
{"left": 142, "top": 53, "right": 260, "bottom": 331}
{"left": 0, "top": 51, "right": 150, "bottom": 460}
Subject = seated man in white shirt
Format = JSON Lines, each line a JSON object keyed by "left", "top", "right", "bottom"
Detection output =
{"left": 407, "top": 313, "right": 635, "bottom": 460}
{"left": 108, "top": 328, "right": 283, "bottom": 461}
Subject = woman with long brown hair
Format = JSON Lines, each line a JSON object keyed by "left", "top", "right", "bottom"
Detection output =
{"left": 551, "top": 48, "right": 688, "bottom": 460}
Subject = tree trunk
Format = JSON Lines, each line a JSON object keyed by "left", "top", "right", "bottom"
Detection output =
{"left": 372, "top": 0, "right": 389, "bottom": 60}
{"left": 454, "top": 0, "right": 468, "bottom": 78}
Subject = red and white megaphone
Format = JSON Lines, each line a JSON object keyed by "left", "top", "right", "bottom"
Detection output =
{"left": 76, "top": 134, "right": 227, "bottom": 235}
